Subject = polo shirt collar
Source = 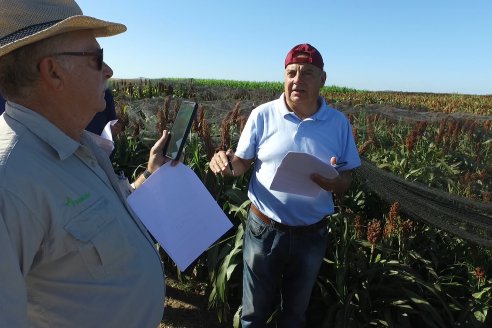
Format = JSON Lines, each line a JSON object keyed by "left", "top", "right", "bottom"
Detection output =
{"left": 6, "top": 102, "right": 81, "bottom": 160}
{"left": 278, "top": 93, "right": 331, "bottom": 121}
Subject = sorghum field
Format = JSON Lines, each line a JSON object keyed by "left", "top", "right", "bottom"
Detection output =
{"left": 109, "top": 78, "right": 492, "bottom": 328}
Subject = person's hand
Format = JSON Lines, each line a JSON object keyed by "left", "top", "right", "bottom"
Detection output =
{"left": 146, "top": 130, "right": 174, "bottom": 173}
{"left": 311, "top": 156, "right": 352, "bottom": 194}
{"left": 133, "top": 130, "right": 173, "bottom": 189}
{"left": 209, "top": 149, "right": 234, "bottom": 176}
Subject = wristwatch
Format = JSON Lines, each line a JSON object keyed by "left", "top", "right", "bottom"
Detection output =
{"left": 143, "top": 169, "right": 152, "bottom": 179}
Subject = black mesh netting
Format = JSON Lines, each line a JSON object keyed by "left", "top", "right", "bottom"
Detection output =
{"left": 356, "top": 157, "right": 492, "bottom": 247}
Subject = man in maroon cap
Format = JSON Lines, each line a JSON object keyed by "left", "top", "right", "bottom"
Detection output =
{"left": 210, "top": 43, "right": 361, "bottom": 327}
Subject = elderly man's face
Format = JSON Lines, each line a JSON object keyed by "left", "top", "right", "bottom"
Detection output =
{"left": 54, "top": 30, "right": 113, "bottom": 118}
{"left": 284, "top": 62, "right": 325, "bottom": 109}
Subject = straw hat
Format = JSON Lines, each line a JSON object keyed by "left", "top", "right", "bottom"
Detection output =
{"left": 0, "top": 0, "right": 127, "bottom": 57}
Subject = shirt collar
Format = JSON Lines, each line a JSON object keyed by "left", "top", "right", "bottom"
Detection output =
{"left": 278, "top": 93, "right": 331, "bottom": 121}
{"left": 6, "top": 102, "right": 81, "bottom": 160}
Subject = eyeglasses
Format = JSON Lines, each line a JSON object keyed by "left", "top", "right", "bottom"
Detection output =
{"left": 50, "top": 48, "right": 104, "bottom": 70}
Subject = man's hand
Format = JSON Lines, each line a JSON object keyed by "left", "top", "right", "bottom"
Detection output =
{"left": 133, "top": 130, "right": 176, "bottom": 189}
{"left": 209, "top": 147, "right": 254, "bottom": 177}
{"left": 311, "top": 171, "right": 352, "bottom": 194}
{"left": 210, "top": 149, "right": 234, "bottom": 176}
{"left": 147, "top": 130, "right": 171, "bottom": 173}
{"left": 311, "top": 156, "right": 353, "bottom": 194}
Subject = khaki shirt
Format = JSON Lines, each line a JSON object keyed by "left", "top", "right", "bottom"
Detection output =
{"left": 0, "top": 103, "right": 165, "bottom": 327}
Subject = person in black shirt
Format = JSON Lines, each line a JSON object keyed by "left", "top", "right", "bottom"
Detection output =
{"left": 0, "top": 93, "right": 4, "bottom": 115}
{"left": 86, "top": 88, "right": 117, "bottom": 135}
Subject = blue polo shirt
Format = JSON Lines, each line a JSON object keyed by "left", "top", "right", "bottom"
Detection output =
{"left": 235, "top": 93, "right": 361, "bottom": 226}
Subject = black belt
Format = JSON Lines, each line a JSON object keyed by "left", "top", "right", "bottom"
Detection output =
{"left": 250, "top": 204, "right": 328, "bottom": 233}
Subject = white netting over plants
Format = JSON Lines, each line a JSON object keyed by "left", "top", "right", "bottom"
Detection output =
{"left": 356, "top": 157, "right": 492, "bottom": 247}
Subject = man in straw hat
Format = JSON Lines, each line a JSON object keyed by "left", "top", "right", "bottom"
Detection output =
{"left": 0, "top": 0, "right": 170, "bottom": 327}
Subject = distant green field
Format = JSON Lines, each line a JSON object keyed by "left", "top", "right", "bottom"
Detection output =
{"left": 110, "top": 77, "right": 492, "bottom": 115}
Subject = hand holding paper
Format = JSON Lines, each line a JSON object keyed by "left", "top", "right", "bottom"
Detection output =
{"left": 270, "top": 152, "right": 339, "bottom": 197}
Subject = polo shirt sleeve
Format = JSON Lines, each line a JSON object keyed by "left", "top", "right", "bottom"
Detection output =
{"left": 235, "top": 109, "right": 259, "bottom": 160}
{"left": 339, "top": 118, "right": 361, "bottom": 171}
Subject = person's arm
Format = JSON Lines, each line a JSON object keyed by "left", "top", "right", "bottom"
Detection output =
{"left": 133, "top": 130, "right": 172, "bottom": 189}
{"left": 311, "top": 170, "right": 353, "bottom": 194}
{"left": 209, "top": 149, "right": 253, "bottom": 177}
{"left": 0, "top": 194, "right": 45, "bottom": 327}
{"left": 0, "top": 213, "right": 30, "bottom": 327}
{"left": 310, "top": 155, "right": 354, "bottom": 194}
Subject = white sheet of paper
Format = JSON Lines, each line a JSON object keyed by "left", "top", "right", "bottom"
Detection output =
{"left": 101, "top": 119, "right": 118, "bottom": 142}
{"left": 87, "top": 119, "right": 118, "bottom": 155}
{"left": 270, "top": 152, "right": 339, "bottom": 197}
{"left": 127, "top": 162, "right": 233, "bottom": 271}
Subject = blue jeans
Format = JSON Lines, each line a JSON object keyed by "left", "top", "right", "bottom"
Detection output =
{"left": 241, "top": 208, "right": 329, "bottom": 328}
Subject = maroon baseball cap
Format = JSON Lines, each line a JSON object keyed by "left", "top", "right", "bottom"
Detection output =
{"left": 284, "top": 43, "right": 324, "bottom": 70}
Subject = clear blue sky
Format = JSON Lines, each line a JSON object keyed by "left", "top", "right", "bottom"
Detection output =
{"left": 77, "top": 0, "right": 492, "bottom": 95}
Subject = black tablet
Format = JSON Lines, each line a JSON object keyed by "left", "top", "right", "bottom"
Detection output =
{"left": 164, "top": 100, "right": 198, "bottom": 160}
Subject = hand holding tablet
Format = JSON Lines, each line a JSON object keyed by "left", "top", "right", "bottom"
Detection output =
{"left": 164, "top": 101, "right": 198, "bottom": 160}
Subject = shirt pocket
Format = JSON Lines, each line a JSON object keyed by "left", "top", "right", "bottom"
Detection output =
{"left": 64, "top": 197, "right": 132, "bottom": 280}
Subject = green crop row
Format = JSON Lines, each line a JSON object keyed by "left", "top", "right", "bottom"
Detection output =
{"left": 109, "top": 78, "right": 492, "bottom": 116}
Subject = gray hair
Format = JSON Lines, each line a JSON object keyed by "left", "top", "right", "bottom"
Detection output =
{"left": 0, "top": 33, "right": 73, "bottom": 101}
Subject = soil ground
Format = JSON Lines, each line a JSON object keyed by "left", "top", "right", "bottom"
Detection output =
{"left": 159, "top": 275, "right": 229, "bottom": 328}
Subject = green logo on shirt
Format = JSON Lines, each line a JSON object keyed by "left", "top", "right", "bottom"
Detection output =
{"left": 66, "top": 192, "right": 91, "bottom": 207}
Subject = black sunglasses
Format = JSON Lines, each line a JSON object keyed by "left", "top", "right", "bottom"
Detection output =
{"left": 51, "top": 48, "right": 104, "bottom": 70}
